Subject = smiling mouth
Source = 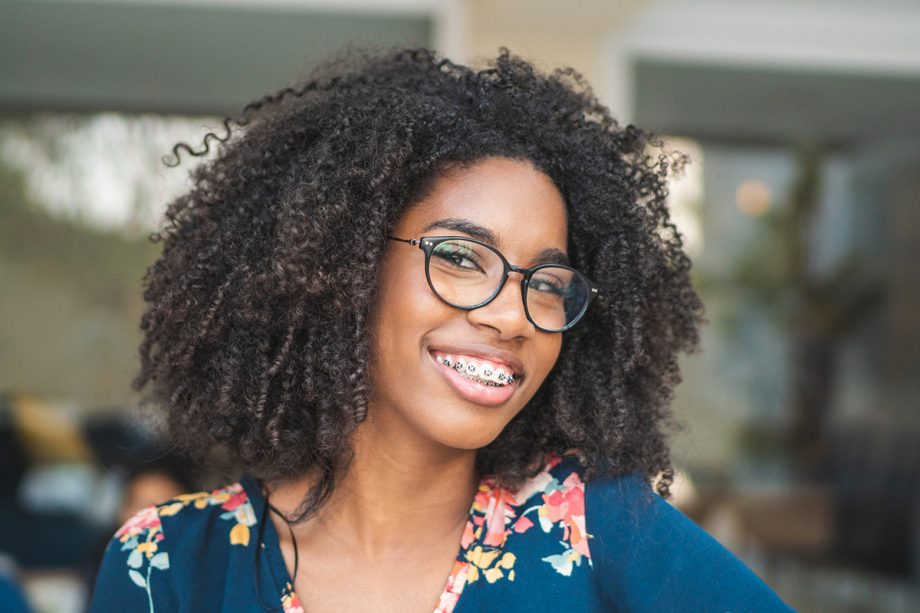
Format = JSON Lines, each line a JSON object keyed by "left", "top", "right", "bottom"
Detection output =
{"left": 425, "top": 348, "right": 524, "bottom": 407}
{"left": 439, "top": 361, "right": 506, "bottom": 387}
{"left": 429, "top": 351, "right": 521, "bottom": 387}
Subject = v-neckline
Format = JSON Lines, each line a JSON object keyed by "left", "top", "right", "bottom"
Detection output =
{"left": 239, "top": 464, "right": 523, "bottom": 613}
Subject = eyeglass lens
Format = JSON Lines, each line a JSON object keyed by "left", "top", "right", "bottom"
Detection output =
{"left": 427, "top": 238, "right": 589, "bottom": 331}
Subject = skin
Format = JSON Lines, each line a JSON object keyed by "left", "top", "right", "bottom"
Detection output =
{"left": 266, "top": 156, "right": 569, "bottom": 612}
{"left": 118, "top": 473, "right": 186, "bottom": 525}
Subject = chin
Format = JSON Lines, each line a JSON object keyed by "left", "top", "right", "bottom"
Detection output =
{"left": 414, "top": 404, "right": 512, "bottom": 451}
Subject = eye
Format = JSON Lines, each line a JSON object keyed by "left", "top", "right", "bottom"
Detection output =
{"left": 530, "top": 278, "right": 565, "bottom": 295}
{"left": 432, "top": 242, "right": 484, "bottom": 272}
{"left": 529, "top": 267, "right": 571, "bottom": 297}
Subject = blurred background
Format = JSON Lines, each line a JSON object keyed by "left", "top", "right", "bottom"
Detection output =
{"left": 2, "top": 0, "right": 919, "bottom": 611}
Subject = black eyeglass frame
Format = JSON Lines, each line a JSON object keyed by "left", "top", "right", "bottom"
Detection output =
{"left": 387, "top": 235, "right": 600, "bottom": 333}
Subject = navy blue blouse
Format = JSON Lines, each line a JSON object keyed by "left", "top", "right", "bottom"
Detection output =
{"left": 90, "top": 449, "right": 796, "bottom": 612}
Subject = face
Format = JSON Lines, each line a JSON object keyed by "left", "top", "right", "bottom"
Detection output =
{"left": 367, "top": 156, "right": 568, "bottom": 451}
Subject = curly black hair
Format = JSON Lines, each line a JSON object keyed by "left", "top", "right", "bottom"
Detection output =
{"left": 133, "top": 45, "right": 705, "bottom": 522}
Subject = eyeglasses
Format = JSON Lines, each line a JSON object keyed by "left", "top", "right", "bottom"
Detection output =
{"left": 386, "top": 235, "right": 599, "bottom": 333}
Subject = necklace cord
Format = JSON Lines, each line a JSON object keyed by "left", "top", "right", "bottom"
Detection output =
{"left": 255, "top": 488, "right": 302, "bottom": 611}
{"left": 268, "top": 499, "right": 301, "bottom": 585}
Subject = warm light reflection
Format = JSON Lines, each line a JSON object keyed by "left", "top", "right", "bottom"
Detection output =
{"left": 735, "top": 179, "right": 772, "bottom": 217}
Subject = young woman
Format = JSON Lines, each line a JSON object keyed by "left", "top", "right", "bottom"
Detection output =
{"left": 90, "top": 46, "right": 795, "bottom": 612}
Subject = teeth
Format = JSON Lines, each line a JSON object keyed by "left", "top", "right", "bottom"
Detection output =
{"left": 434, "top": 352, "right": 518, "bottom": 387}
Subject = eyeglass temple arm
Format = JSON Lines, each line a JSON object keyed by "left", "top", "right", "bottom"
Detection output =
{"left": 386, "top": 235, "right": 419, "bottom": 245}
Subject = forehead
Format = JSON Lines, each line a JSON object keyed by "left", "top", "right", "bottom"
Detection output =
{"left": 400, "top": 157, "right": 569, "bottom": 255}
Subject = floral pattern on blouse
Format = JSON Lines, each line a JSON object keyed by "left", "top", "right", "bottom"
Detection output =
{"left": 435, "top": 447, "right": 593, "bottom": 612}
{"left": 113, "top": 505, "right": 169, "bottom": 610}
{"left": 280, "top": 581, "right": 304, "bottom": 613}
{"left": 113, "top": 482, "right": 258, "bottom": 612}
{"left": 110, "top": 450, "right": 589, "bottom": 613}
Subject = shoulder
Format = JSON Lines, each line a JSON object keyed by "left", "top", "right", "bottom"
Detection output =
{"left": 154, "top": 481, "right": 259, "bottom": 546}
{"left": 114, "top": 481, "right": 258, "bottom": 553}
{"left": 511, "top": 447, "right": 655, "bottom": 527}
{"left": 89, "top": 480, "right": 259, "bottom": 612}
{"left": 580, "top": 464, "right": 797, "bottom": 612}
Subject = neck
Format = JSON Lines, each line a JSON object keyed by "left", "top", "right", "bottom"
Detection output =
{"left": 265, "top": 406, "right": 481, "bottom": 561}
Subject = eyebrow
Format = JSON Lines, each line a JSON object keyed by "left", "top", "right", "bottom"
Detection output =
{"left": 421, "top": 217, "right": 570, "bottom": 266}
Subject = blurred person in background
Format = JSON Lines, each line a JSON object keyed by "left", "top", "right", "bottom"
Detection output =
{"left": 115, "top": 456, "right": 195, "bottom": 528}
{"left": 1, "top": 391, "right": 110, "bottom": 570}
{"left": 82, "top": 453, "right": 194, "bottom": 608}
{"left": 89, "top": 45, "right": 795, "bottom": 612}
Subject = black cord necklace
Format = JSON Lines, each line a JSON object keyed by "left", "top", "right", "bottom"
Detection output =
{"left": 255, "top": 487, "right": 301, "bottom": 611}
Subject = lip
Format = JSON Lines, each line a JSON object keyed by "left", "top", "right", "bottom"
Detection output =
{"left": 426, "top": 343, "right": 525, "bottom": 378}
{"left": 427, "top": 350, "right": 520, "bottom": 406}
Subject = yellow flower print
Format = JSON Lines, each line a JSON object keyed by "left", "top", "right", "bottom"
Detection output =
{"left": 229, "top": 522, "right": 250, "bottom": 546}
{"left": 136, "top": 540, "right": 158, "bottom": 558}
{"left": 464, "top": 546, "right": 518, "bottom": 584}
{"left": 152, "top": 484, "right": 256, "bottom": 548}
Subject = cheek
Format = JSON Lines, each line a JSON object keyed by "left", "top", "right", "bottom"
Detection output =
{"left": 370, "top": 262, "right": 441, "bottom": 367}
{"left": 537, "top": 336, "right": 563, "bottom": 378}
{"left": 378, "top": 260, "right": 447, "bottom": 328}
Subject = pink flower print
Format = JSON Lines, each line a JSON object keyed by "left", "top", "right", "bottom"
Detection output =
{"left": 482, "top": 484, "right": 517, "bottom": 548}
{"left": 464, "top": 477, "right": 515, "bottom": 549}
{"left": 511, "top": 514, "right": 534, "bottom": 533}
{"left": 281, "top": 582, "right": 304, "bottom": 613}
{"left": 116, "top": 505, "right": 162, "bottom": 542}
{"left": 544, "top": 450, "right": 565, "bottom": 471}
{"left": 459, "top": 516, "right": 477, "bottom": 550}
{"left": 543, "top": 473, "right": 585, "bottom": 533}
{"left": 569, "top": 513, "right": 591, "bottom": 558}
{"left": 511, "top": 470, "right": 556, "bottom": 507}
{"left": 220, "top": 487, "right": 248, "bottom": 513}
{"left": 543, "top": 472, "right": 591, "bottom": 559}
{"left": 435, "top": 559, "right": 471, "bottom": 612}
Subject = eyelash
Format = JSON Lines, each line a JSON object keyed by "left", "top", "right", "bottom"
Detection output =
{"left": 530, "top": 278, "right": 565, "bottom": 294}
{"left": 435, "top": 247, "right": 482, "bottom": 270}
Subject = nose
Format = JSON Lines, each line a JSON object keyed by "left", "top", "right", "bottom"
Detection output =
{"left": 465, "top": 270, "right": 536, "bottom": 339}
